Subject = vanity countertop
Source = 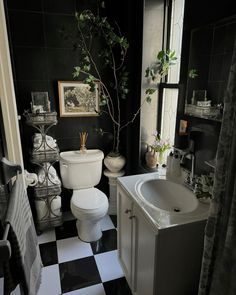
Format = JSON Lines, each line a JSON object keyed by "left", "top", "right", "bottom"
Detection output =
{"left": 117, "top": 168, "right": 210, "bottom": 230}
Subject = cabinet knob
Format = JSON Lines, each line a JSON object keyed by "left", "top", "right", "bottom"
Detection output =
{"left": 129, "top": 215, "right": 135, "bottom": 220}
{"left": 125, "top": 209, "right": 131, "bottom": 214}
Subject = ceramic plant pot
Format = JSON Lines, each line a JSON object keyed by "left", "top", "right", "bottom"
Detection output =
{"left": 145, "top": 148, "right": 157, "bottom": 169}
{"left": 104, "top": 153, "right": 126, "bottom": 173}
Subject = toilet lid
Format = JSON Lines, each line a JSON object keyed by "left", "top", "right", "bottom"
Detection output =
{"left": 72, "top": 188, "right": 108, "bottom": 210}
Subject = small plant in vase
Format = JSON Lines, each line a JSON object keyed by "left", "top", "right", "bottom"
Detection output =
{"left": 72, "top": 3, "right": 177, "bottom": 173}
{"left": 146, "top": 132, "right": 171, "bottom": 168}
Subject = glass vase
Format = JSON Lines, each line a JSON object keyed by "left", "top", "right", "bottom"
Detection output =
{"left": 157, "top": 151, "right": 165, "bottom": 166}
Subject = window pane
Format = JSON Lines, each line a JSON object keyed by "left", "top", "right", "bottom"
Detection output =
{"left": 161, "top": 88, "right": 178, "bottom": 148}
{"left": 168, "top": 0, "right": 185, "bottom": 83}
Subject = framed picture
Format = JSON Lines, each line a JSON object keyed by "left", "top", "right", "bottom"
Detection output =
{"left": 58, "top": 81, "right": 100, "bottom": 117}
{"left": 31, "top": 91, "right": 50, "bottom": 113}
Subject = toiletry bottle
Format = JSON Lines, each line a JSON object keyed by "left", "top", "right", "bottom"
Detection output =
{"left": 166, "top": 151, "right": 173, "bottom": 176}
{"left": 171, "top": 153, "right": 181, "bottom": 177}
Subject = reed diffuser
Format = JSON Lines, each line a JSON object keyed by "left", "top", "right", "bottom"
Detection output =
{"left": 79, "top": 132, "right": 88, "bottom": 152}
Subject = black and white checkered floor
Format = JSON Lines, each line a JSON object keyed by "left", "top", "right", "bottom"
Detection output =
{"left": 0, "top": 213, "right": 132, "bottom": 295}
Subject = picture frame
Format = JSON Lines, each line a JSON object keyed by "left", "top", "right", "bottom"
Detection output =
{"left": 58, "top": 81, "right": 100, "bottom": 117}
{"left": 31, "top": 91, "right": 50, "bottom": 113}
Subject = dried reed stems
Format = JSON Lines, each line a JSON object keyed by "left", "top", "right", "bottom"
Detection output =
{"left": 79, "top": 132, "right": 88, "bottom": 151}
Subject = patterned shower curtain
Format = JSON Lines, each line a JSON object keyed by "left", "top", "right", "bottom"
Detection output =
{"left": 198, "top": 37, "right": 236, "bottom": 294}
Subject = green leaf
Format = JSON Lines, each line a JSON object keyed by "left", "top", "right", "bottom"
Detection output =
{"left": 73, "top": 66, "right": 81, "bottom": 77}
{"left": 145, "top": 67, "right": 150, "bottom": 77}
{"left": 84, "top": 55, "right": 90, "bottom": 62}
{"left": 169, "top": 50, "right": 175, "bottom": 58}
{"left": 146, "top": 96, "right": 152, "bottom": 103}
{"left": 188, "top": 68, "right": 198, "bottom": 79}
{"left": 83, "top": 64, "right": 91, "bottom": 72}
{"left": 157, "top": 50, "right": 165, "bottom": 60}
{"left": 100, "top": 99, "right": 107, "bottom": 106}
{"left": 145, "top": 88, "right": 156, "bottom": 95}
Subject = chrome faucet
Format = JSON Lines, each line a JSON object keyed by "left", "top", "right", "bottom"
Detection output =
{"left": 183, "top": 153, "right": 195, "bottom": 187}
{"left": 176, "top": 139, "right": 195, "bottom": 189}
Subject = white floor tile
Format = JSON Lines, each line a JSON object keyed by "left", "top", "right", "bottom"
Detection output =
{"left": 11, "top": 285, "right": 21, "bottom": 295}
{"left": 37, "top": 228, "right": 56, "bottom": 244}
{"left": 0, "top": 278, "right": 21, "bottom": 295}
{"left": 37, "top": 265, "right": 61, "bottom": 295}
{"left": 57, "top": 237, "right": 93, "bottom": 263}
{"left": 100, "top": 215, "right": 115, "bottom": 231}
{"left": 63, "top": 283, "right": 106, "bottom": 295}
{"left": 94, "top": 250, "right": 124, "bottom": 282}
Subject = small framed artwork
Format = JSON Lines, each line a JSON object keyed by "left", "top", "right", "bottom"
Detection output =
{"left": 58, "top": 81, "right": 100, "bottom": 117}
{"left": 31, "top": 91, "right": 50, "bottom": 113}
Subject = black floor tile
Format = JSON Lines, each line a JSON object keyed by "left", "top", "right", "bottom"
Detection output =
{"left": 39, "top": 241, "right": 58, "bottom": 267}
{"left": 91, "top": 229, "right": 117, "bottom": 255}
{"left": 55, "top": 219, "right": 77, "bottom": 240}
{"left": 59, "top": 256, "right": 101, "bottom": 293}
{"left": 103, "top": 277, "right": 132, "bottom": 295}
{"left": 110, "top": 215, "right": 117, "bottom": 228}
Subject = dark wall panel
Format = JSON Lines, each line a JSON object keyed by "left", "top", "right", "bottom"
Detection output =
{"left": 176, "top": 0, "right": 236, "bottom": 175}
{"left": 4, "top": 0, "right": 144, "bottom": 210}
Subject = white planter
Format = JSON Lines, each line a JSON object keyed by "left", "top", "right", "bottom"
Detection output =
{"left": 104, "top": 154, "right": 126, "bottom": 173}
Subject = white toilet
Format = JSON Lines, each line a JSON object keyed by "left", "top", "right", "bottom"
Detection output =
{"left": 59, "top": 149, "right": 108, "bottom": 242}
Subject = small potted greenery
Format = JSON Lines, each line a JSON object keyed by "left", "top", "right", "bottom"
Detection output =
{"left": 145, "top": 132, "right": 171, "bottom": 168}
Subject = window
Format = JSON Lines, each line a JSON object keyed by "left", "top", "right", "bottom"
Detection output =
{"left": 159, "top": 0, "right": 185, "bottom": 151}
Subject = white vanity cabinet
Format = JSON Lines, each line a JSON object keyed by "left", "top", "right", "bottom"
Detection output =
{"left": 117, "top": 182, "right": 206, "bottom": 295}
{"left": 117, "top": 185, "right": 157, "bottom": 294}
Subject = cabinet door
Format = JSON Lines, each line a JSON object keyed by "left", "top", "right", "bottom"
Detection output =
{"left": 132, "top": 204, "right": 156, "bottom": 295}
{"left": 117, "top": 188, "right": 133, "bottom": 288}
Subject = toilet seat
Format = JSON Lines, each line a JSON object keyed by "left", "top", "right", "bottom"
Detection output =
{"left": 71, "top": 188, "right": 108, "bottom": 214}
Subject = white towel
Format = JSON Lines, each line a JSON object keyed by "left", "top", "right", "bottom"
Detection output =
{"left": 4, "top": 176, "right": 42, "bottom": 295}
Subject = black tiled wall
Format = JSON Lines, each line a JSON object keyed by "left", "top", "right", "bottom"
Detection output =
{"left": 4, "top": 0, "right": 143, "bottom": 210}
{"left": 5, "top": 0, "right": 113, "bottom": 161}
{"left": 176, "top": 0, "right": 236, "bottom": 175}
{"left": 186, "top": 16, "right": 236, "bottom": 105}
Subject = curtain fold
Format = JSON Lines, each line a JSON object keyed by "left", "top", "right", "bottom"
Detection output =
{"left": 198, "top": 36, "right": 236, "bottom": 295}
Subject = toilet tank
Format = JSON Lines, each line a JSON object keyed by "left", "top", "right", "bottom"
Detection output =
{"left": 59, "top": 150, "right": 104, "bottom": 189}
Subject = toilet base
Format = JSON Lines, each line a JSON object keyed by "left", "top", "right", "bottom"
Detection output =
{"left": 76, "top": 219, "right": 102, "bottom": 242}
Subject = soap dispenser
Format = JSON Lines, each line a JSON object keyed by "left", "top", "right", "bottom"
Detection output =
{"left": 166, "top": 151, "right": 173, "bottom": 176}
{"left": 171, "top": 152, "right": 181, "bottom": 177}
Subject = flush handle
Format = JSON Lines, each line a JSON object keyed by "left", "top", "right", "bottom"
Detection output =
{"left": 62, "top": 163, "right": 68, "bottom": 168}
{"left": 125, "top": 209, "right": 131, "bottom": 214}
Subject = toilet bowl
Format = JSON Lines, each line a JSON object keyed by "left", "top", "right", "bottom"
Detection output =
{"left": 71, "top": 188, "right": 108, "bottom": 242}
{"left": 59, "top": 149, "right": 108, "bottom": 242}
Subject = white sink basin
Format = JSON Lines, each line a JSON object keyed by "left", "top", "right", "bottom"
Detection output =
{"left": 136, "top": 179, "right": 198, "bottom": 214}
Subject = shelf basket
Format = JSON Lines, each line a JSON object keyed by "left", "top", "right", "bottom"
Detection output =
{"left": 25, "top": 112, "right": 58, "bottom": 125}
{"left": 37, "top": 216, "right": 63, "bottom": 231}
{"left": 34, "top": 184, "right": 61, "bottom": 198}
{"left": 31, "top": 148, "right": 59, "bottom": 163}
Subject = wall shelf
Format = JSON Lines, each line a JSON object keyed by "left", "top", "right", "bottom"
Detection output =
{"left": 25, "top": 112, "right": 63, "bottom": 232}
{"left": 204, "top": 159, "right": 216, "bottom": 169}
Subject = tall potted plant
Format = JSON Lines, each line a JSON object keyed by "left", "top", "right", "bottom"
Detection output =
{"left": 73, "top": 5, "right": 177, "bottom": 172}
